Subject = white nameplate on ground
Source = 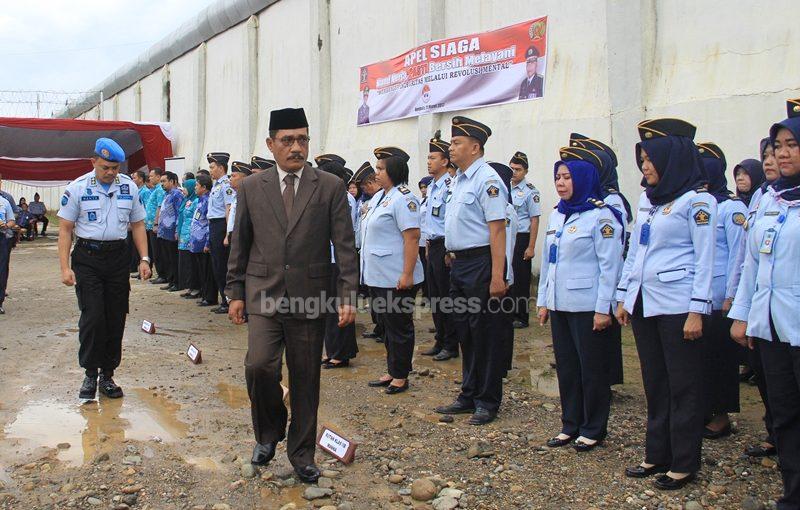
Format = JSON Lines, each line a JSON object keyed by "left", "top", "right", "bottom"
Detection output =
{"left": 186, "top": 343, "right": 202, "bottom": 364}
{"left": 317, "top": 424, "right": 357, "bottom": 464}
{"left": 141, "top": 320, "right": 156, "bottom": 334}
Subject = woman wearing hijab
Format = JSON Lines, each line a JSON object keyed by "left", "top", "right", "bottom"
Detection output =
{"left": 616, "top": 119, "right": 715, "bottom": 489}
{"left": 731, "top": 98, "right": 800, "bottom": 509}
{"left": 176, "top": 178, "right": 200, "bottom": 298}
{"left": 695, "top": 143, "right": 748, "bottom": 440}
{"left": 537, "top": 147, "right": 624, "bottom": 452}
{"left": 733, "top": 159, "right": 765, "bottom": 207}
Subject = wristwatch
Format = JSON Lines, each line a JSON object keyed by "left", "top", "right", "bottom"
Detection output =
{"left": 141, "top": 256, "right": 151, "bottom": 263}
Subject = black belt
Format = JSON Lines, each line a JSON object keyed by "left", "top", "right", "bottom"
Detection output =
{"left": 209, "top": 218, "right": 226, "bottom": 223}
{"left": 448, "top": 245, "right": 490, "bottom": 259}
{"left": 76, "top": 238, "right": 127, "bottom": 251}
{"left": 428, "top": 237, "right": 445, "bottom": 245}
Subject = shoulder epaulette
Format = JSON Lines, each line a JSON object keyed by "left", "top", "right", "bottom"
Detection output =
{"left": 588, "top": 198, "right": 606, "bottom": 208}
{"left": 605, "top": 187, "right": 618, "bottom": 194}
{"left": 526, "top": 183, "right": 535, "bottom": 190}
{"left": 398, "top": 186, "right": 410, "bottom": 195}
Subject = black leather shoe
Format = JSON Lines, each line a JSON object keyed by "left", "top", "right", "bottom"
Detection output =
{"left": 213, "top": 305, "right": 229, "bottom": 314}
{"left": 653, "top": 472, "right": 696, "bottom": 490}
{"left": 362, "top": 331, "right": 379, "bottom": 339}
{"left": 323, "top": 359, "right": 350, "bottom": 369}
{"left": 385, "top": 381, "right": 409, "bottom": 394}
{"left": 98, "top": 375, "right": 124, "bottom": 398}
{"left": 512, "top": 320, "right": 528, "bottom": 329}
{"left": 744, "top": 444, "right": 777, "bottom": 458}
{"left": 703, "top": 423, "right": 732, "bottom": 439}
{"left": 368, "top": 378, "right": 392, "bottom": 387}
{"left": 420, "top": 346, "right": 441, "bottom": 356}
{"left": 468, "top": 407, "right": 497, "bottom": 425}
{"left": 251, "top": 442, "right": 277, "bottom": 466}
{"left": 625, "top": 464, "right": 669, "bottom": 478}
{"left": 546, "top": 436, "right": 575, "bottom": 448}
{"left": 150, "top": 277, "right": 167, "bottom": 285}
{"left": 79, "top": 374, "right": 98, "bottom": 400}
{"left": 168, "top": 285, "right": 181, "bottom": 292}
{"left": 197, "top": 300, "right": 213, "bottom": 307}
{"left": 433, "top": 349, "right": 458, "bottom": 361}
{"left": 435, "top": 401, "right": 475, "bottom": 415}
{"left": 294, "top": 464, "right": 320, "bottom": 484}
{"left": 180, "top": 291, "right": 193, "bottom": 298}
{"left": 574, "top": 439, "right": 602, "bottom": 452}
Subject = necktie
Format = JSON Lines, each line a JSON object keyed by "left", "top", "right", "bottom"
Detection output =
{"left": 283, "top": 173, "right": 297, "bottom": 217}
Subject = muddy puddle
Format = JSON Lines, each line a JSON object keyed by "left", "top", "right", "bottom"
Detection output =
{"left": 2, "top": 388, "right": 188, "bottom": 466}
{"left": 215, "top": 382, "right": 250, "bottom": 409}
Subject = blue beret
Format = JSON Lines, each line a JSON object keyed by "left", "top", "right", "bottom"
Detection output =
{"left": 94, "top": 138, "right": 126, "bottom": 163}
{"left": 419, "top": 176, "right": 433, "bottom": 187}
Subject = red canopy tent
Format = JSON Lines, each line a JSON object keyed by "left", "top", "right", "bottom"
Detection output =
{"left": 0, "top": 117, "right": 174, "bottom": 182}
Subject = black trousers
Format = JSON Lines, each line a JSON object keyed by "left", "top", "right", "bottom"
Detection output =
{"left": 550, "top": 310, "right": 611, "bottom": 440}
{"left": 0, "top": 236, "right": 9, "bottom": 307}
{"left": 177, "top": 249, "right": 197, "bottom": 291}
{"left": 245, "top": 314, "right": 326, "bottom": 468}
{"left": 193, "top": 252, "right": 218, "bottom": 304}
{"left": 146, "top": 230, "right": 159, "bottom": 275}
{"left": 371, "top": 286, "right": 416, "bottom": 379}
{"left": 209, "top": 219, "right": 229, "bottom": 303}
{"left": 426, "top": 239, "right": 458, "bottom": 353}
{"left": 749, "top": 340, "right": 776, "bottom": 444}
{"left": 31, "top": 214, "right": 48, "bottom": 234}
{"left": 702, "top": 311, "right": 740, "bottom": 418}
{"left": 418, "top": 246, "right": 429, "bottom": 299}
{"left": 367, "top": 287, "right": 385, "bottom": 338}
{"left": 631, "top": 296, "right": 703, "bottom": 473}
{"left": 324, "top": 264, "right": 358, "bottom": 361}
{"left": 500, "top": 285, "right": 515, "bottom": 375}
{"left": 608, "top": 317, "right": 624, "bottom": 385}
{"left": 758, "top": 337, "right": 800, "bottom": 510}
{"left": 127, "top": 231, "right": 139, "bottom": 272}
{"left": 450, "top": 249, "right": 505, "bottom": 413}
{"left": 71, "top": 243, "right": 130, "bottom": 375}
{"left": 158, "top": 238, "right": 179, "bottom": 286}
{"left": 511, "top": 232, "right": 532, "bottom": 325}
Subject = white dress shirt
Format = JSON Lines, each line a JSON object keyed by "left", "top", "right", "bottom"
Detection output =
{"left": 276, "top": 166, "right": 304, "bottom": 195}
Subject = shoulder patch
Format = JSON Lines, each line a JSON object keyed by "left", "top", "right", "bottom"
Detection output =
{"left": 692, "top": 201, "right": 709, "bottom": 208}
{"left": 600, "top": 224, "right": 615, "bottom": 238}
{"left": 226, "top": 188, "right": 233, "bottom": 195}
{"left": 732, "top": 212, "right": 746, "bottom": 226}
{"left": 61, "top": 195, "right": 68, "bottom": 206}
{"left": 693, "top": 209, "right": 710, "bottom": 225}
{"left": 486, "top": 185, "right": 500, "bottom": 198}
{"left": 533, "top": 194, "right": 540, "bottom": 203}
{"left": 64, "top": 190, "right": 71, "bottom": 198}
{"left": 398, "top": 186, "right": 411, "bottom": 195}
{"left": 526, "top": 183, "right": 534, "bottom": 190}
{"left": 407, "top": 201, "right": 417, "bottom": 212}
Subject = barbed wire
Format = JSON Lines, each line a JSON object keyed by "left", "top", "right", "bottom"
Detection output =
{"left": 0, "top": 89, "right": 100, "bottom": 118}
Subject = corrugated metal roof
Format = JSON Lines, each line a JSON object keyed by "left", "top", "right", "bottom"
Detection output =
{"left": 59, "top": 0, "right": 278, "bottom": 118}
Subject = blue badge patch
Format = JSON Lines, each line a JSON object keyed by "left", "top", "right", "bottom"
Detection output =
{"left": 117, "top": 194, "right": 133, "bottom": 200}
{"left": 86, "top": 188, "right": 92, "bottom": 195}
{"left": 120, "top": 184, "right": 130, "bottom": 194}
{"left": 486, "top": 185, "right": 499, "bottom": 198}
{"left": 81, "top": 195, "right": 100, "bottom": 202}
{"left": 693, "top": 209, "right": 710, "bottom": 225}
{"left": 61, "top": 196, "right": 68, "bottom": 206}
{"left": 87, "top": 211, "right": 97, "bottom": 222}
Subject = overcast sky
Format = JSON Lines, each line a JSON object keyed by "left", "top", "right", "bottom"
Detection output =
{"left": 0, "top": 0, "right": 217, "bottom": 117}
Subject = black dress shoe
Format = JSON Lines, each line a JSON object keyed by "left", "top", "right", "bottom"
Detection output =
{"left": 79, "top": 374, "right": 98, "bottom": 400}
{"left": 184, "top": 292, "right": 200, "bottom": 299}
{"left": 294, "top": 464, "right": 320, "bottom": 484}
{"left": 385, "top": 381, "right": 409, "bottom": 394}
{"left": 368, "top": 378, "right": 392, "bottom": 387}
{"left": 197, "top": 300, "right": 213, "bottom": 307}
{"left": 98, "top": 375, "right": 124, "bottom": 398}
{"left": 433, "top": 349, "right": 458, "bottom": 361}
{"left": 251, "top": 442, "right": 277, "bottom": 465}
{"left": 574, "top": 439, "right": 602, "bottom": 452}
{"left": 468, "top": 407, "right": 497, "bottom": 425}
{"left": 625, "top": 464, "right": 669, "bottom": 478}
{"left": 159, "top": 284, "right": 173, "bottom": 290}
{"left": 168, "top": 285, "right": 181, "bottom": 292}
{"left": 703, "top": 423, "right": 732, "bottom": 439}
{"left": 362, "top": 331, "right": 379, "bottom": 339}
{"left": 546, "top": 436, "right": 575, "bottom": 448}
{"left": 150, "top": 277, "right": 167, "bottom": 285}
{"left": 512, "top": 320, "right": 528, "bottom": 329}
{"left": 213, "top": 305, "right": 229, "bottom": 314}
{"left": 744, "top": 444, "right": 777, "bottom": 458}
{"left": 653, "top": 472, "right": 696, "bottom": 490}
{"left": 435, "top": 401, "right": 475, "bottom": 415}
{"left": 179, "top": 291, "right": 193, "bottom": 298}
{"left": 323, "top": 359, "right": 350, "bottom": 369}
{"left": 420, "top": 346, "right": 441, "bottom": 356}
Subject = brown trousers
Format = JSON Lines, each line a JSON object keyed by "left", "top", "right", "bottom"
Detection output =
{"left": 245, "top": 314, "right": 326, "bottom": 468}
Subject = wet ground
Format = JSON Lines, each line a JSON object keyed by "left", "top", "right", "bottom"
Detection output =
{"left": 0, "top": 237, "right": 787, "bottom": 509}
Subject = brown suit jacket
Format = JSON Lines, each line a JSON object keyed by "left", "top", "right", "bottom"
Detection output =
{"left": 225, "top": 164, "right": 358, "bottom": 318}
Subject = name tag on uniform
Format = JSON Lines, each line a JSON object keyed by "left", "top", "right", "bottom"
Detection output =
{"left": 81, "top": 196, "right": 100, "bottom": 202}
{"left": 759, "top": 228, "right": 776, "bottom": 254}
{"left": 117, "top": 194, "right": 133, "bottom": 200}
{"left": 194, "top": 211, "right": 201, "bottom": 220}
{"left": 639, "top": 223, "right": 651, "bottom": 245}
{"left": 431, "top": 206, "right": 441, "bottom": 217}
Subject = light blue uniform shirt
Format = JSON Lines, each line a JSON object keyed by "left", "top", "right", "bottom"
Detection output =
{"left": 419, "top": 197, "right": 428, "bottom": 247}
{"left": 227, "top": 197, "right": 238, "bottom": 234}
{"left": 208, "top": 175, "right": 235, "bottom": 219}
{"left": 511, "top": 179, "right": 541, "bottom": 233}
{"left": 444, "top": 158, "right": 509, "bottom": 251}
{"left": 0, "top": 196, "right": 14, "bottom": 234}
{"left": 729, "top": 191, "right": 800, "bottom": 346}
{"left": 505, "top": 203, "right": 518, "bottom": 284}
{"left": 617, "top": 190, "right": 716, "bottom": 317}
{"left": 360, "top": 186, "right": 424, "bottom": 288}
{"left": 537, "top": 205, "right": 624, "bottom": 314}
{"left": 423, "top": 174, "right": 451, "bottom": 241}
{"left": 145, "top": 184, "right": 164, "bottom": 229}
{"left": 356, "top": 194, "right": 380, "bottom": 251}
{"left": 604, "top": 192, "right": 629, "bottom": 231}
{"left": 730, "top": 185, "right": 770, "bottom": 296}
{"left": 57, "top": 171, "right": 145, "bottom": 241}
{"left": 711, "top": 198, "right": 748, "bottom": 309}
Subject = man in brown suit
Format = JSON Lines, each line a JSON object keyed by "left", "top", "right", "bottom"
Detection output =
{"left": 226, "top": 107, "right": 357, "bottom": 483}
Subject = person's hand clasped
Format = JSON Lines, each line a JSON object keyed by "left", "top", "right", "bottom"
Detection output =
{"left": 396, "top": 272, "right": 413, "bottom": 290}
{"left": 139, "top": 260, "right": 152, "bottom": 280}
{"left": 61, "top": 268, "right": 76, "bottom": 287}
{"left": 228, "top": 300, "right": 247, "bottom": 325}
{"left": 683, "top": 312, "right": 703, "bottom": 340}
{"left": 338, "top": 304, "right": 356, "bottom": 327}
{"left": 537, "top": 306, "right": 549, "bottom": 326}
{"left": 523, "top": 246, "right": 535, "bottom": 261}
{"left": 490, "top": 276, "right": 507, "bottom": 299}
{"left": 615, "top": 303, "right": 629, "bottom": 326}
{"left": 593, "top": 313, "right": 612, "bottom": 331}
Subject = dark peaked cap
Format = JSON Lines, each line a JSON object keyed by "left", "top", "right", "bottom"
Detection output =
{"left": 429, "top": 130, "right": 450, "bottom": 154}
{"left": 315, "top": 154, "right": 346, "bottom": 166}
{"left": 637, "top": 118, "right": 697, "bottom": 141}
{"left": 269, "top": 107, "right": 309, "bottom": 131}
{"left": 207, "top": 152, "right": 230, "bottom": 165}
{"left": 374, "top": 146, "right": 410, "bottom": 162}
{"left": 558, "top": 146, "right": 603, "bottom": 168}
{"left": 510, "top": 151, "right": 528, "bottom": 168}
{"left": 352, "top": 161, "right": 375, "bottom": 183}
{"left": 251, "top": 156, "right": 275, "bottom": 170}
{"left": 231, "top": 161, "right": 252, "bottom": 175}
{"left": 451, "top": 116, "right": 492, "bottom": 146}
{"left": 697, "top": 142, "right": 725, "bottom": 161}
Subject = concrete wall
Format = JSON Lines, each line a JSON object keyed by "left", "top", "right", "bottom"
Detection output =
{"left": 55, "top": 0, "right": 800, "bottom": 270}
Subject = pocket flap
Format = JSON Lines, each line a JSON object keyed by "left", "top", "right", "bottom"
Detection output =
{"left": 457, "top": 192, "right": 476, "bottom": 205}
{"left": 657, "top": 268, "right": 687, "bottom": 283}
{"left": 370, "top": 248, "right": 392, "bottom": 257}
{"left": 246, "top": 261, "right": 268, "bottom": 277}
{"left": 565, "top": 277, "right": 594, "bottom": 290}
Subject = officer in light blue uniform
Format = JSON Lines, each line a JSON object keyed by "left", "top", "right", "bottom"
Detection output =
{"left": 730, "top": 100, "right": 800, "bottom": 509}
{"left": 421, "top": 132, "right": 459, "bottom": 360}
{"left": 616, "top": 118, "right": 715, "bottom": 490}
{"left": 695, "top": 142, "right": 749, "bottom": 440}
{"left": 57, "top": 138, "right": 150, "bottom": 401}
{"left": 435, "top": 116, "right": 508, "bottom": 426}
{"left": 508, "top": 151, "right": 541, "bottom": 329}
{"left": 0, "top": 194, "right": 16, "bottom": 314}
{"left": 207, "top": 152, "right": 235, "bottom": 313}
{"left": 351, "top": 162, "right": 376, "bottom": 252}
{"left": 362, "top": 146, "right": 424, "bottom": 395}
{"left": 418, "top": 175, "right": 432, "bottom": 300}
{"left": 536, "top": 147, "right": 624, "bottom": 452}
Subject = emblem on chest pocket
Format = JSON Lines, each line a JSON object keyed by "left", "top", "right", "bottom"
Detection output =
{"left": 88, "top": 211, "right": 98, "bottom": 222}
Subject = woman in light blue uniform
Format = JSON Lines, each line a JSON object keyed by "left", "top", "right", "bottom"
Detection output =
{"left": 695, "top": 142, "right": 748, "bottom": 440}
{"left": 418, "top": 176, "right": 432, "bottom": 301}
{"left": 616, "top": 118, "right": 716, "bottom": 490}
{"left": 730, "top": 99, "right": 800, "bottom": 508}
{"left": 362, "top": 146, "right": 424, "bottom": 395}
{"left": 536, "top": 147, "right": 624, "bottom": 452}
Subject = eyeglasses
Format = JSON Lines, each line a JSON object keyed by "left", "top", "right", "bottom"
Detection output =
{"left": 276, "top": 136, "right": 311, "bottom": 148}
